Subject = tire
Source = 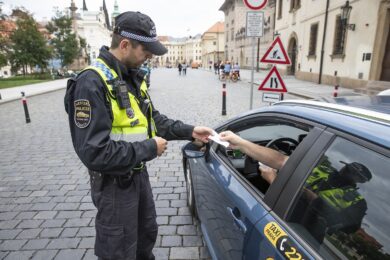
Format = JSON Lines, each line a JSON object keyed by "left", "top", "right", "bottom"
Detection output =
{"left": 185, "top": 160, "right": 198, "bottom": 218}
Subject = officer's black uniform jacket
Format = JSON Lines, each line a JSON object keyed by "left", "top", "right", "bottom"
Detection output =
{"left": 65, "top": 46, "right": 194, "bottom": 175}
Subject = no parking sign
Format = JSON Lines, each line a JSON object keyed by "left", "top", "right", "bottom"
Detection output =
{"left": 243, "top": 0, "right": 268, "bottom": 10}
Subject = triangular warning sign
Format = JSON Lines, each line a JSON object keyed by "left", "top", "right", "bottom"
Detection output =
{"left": 258, "top": 66, "right": 288, "bottom": 93}
{"left": 260, "top": 36, "right": 291, "bottom": 65}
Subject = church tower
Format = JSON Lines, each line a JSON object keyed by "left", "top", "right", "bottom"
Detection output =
{"left": 111, "top": 0, "right": 120, "bottom": 29}
{"left": 69, "top": 0, "right": 78, "bottom": 33}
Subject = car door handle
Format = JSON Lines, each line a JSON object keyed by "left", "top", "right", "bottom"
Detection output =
{"left": 227, "top": 207, "right": 247, "bottom": 234}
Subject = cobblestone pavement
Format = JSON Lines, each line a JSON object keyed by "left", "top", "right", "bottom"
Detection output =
{"left": 0, "top": 68, "right": 301, "bottom": 260}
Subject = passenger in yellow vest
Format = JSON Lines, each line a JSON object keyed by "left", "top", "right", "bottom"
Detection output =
{"left": 64, "top": 11, "right": 212, "bottom": 260}
{"left": 219, "top": 131, "right": 371, "bottom": 243}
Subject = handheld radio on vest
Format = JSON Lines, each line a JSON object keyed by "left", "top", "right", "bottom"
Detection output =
{"left": 112, "top": 62, "right": 131, "bottom": 110}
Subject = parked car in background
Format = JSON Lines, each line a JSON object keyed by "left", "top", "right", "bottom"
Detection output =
{"left": 182, "top": 97, "right": 390, "bottom": 260}
{"left": 378, "top": 89, "right": 390, "bottom": 96}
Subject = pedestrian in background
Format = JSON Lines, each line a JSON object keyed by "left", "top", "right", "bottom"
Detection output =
{"left": 219, "top": 62, "right": 225, "bottom": 79}
{"left": 224, "top": 61, "right": 231, "bottom": 79}
{"left": 233, "top": 62, "right": 240, "bottom": 80}
{"left": 64, "top": 11, "right": 213, "bottom": 260}
{"left": 182, "top": 63, "right": 187, "bottom": 75}
{"left": 178, "top": 63, "right": 182, "bottom": 75}
{"left": 214, "top": 62, "right": 219, "bottom": 74}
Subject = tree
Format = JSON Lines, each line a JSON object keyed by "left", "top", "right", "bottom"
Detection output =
{"left": 46, "top": 12, "right": 80, "bottom": 68}
{"left": 9, "top": 14, "right": 52, "bottom": 75}
{"left": 0, "top": 35, "right": 9, "bottom": 69}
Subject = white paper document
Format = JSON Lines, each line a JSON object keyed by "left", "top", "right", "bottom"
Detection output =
{"left": 208, "top": 131, "right": 230, "bottom": 148}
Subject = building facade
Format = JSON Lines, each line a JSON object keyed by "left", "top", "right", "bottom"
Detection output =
{"left": 155, "top": 35, "right": 202, "bottom": 68}
{"left": 77, "top": 10, "right": 112, "bottom": 62}
{"left": 201, "top": 22, "right": 225, "bottom": 68}
{"left": 275, "top": 0, "right": 390, "bottom": 89}
{"left": 219, "top": 0, "right": 276, "bottom": 69}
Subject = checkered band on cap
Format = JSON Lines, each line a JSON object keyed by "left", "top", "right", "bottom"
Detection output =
{"left": 120, "top": 31, "right": 158, "bottom": 43}
{"left": 92, "top": 61, "right": 114, "bottom": 81}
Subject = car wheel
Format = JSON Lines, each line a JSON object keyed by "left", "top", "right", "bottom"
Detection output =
{"left": 185, "top": 159, "right": 198, "bottom": 218}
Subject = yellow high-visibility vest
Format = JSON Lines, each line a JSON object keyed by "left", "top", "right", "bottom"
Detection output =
{"left": 307, "top": 167, "right": 363, "bottom": 210}
{"left": 84, "top": 58, "right": 156, "bottom": 142}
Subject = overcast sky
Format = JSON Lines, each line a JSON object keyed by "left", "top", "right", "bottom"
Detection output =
{"left": 2, "top": 0, "right": 225, "bottom": 37}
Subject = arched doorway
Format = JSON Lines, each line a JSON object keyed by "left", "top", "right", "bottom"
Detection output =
{"left": 288, "top": 36, "right": 298, "bottom": 75}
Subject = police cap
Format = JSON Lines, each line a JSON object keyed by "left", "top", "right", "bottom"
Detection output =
{"left": 114, "top": 11, "right": 167, "bottom": 56}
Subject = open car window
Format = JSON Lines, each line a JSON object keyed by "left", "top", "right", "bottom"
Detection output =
{"left": 214, "top": 117, "right": 312, "bottom": 195}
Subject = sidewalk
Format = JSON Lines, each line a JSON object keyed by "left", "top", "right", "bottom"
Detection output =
{"left": 0, "top": 79, "right": 68, "bottom": 104}
{"left": 207, "top": 68, "right": 362, "bottom": 99}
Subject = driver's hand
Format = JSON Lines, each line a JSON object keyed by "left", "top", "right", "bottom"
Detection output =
{"left": 259, "top": 165, "right": 277, "bottom": 184}
{"left": 220, "top": 131, "right": 243, "bottom": 149}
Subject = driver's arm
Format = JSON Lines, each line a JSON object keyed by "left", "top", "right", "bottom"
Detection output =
{"left": 239, "top": 139, "right": 288, "bottom": 170}
{"left": 220, "top": 131, "right": 288, "bottom": 170}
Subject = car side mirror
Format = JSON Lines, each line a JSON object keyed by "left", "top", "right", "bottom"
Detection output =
{"left": 182, "top": 141, "right": 205, "bottom": 159}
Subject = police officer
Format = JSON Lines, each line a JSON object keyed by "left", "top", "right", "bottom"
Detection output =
{"left": 64, "top": 11, "right": 212, "bottom": 260}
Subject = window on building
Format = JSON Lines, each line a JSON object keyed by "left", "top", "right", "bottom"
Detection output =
{"left": 333, "top": 15, "right": 345, "bottom": 55}
{"left": 226, "top": 32, "right": 229, "bottom": 42}
{"left": 287, "top": 137, "right": 390, "bottom": 259}
{"left": 290, "top": 0, "right": 300, "bottom": 12}
{"left": 231, "top": 28, "right": 234, "bottom": 41}
{"left": 213, "top": 41, "right": 216, "bottom": 45}
{"left": 308, "top": 23, "right": 319, "bottom": 56}
{"left": 278, "top": 0, "right": 283, "bottom": 19}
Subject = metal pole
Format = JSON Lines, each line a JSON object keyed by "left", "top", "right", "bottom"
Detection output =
{"left": 21, "top": 92, "right": 31, "bottom": 123}
{"left": 256, "top": 38, "right": 260, "bottom": 72}
{"left": 250, "top": 37, "right": 256, "bottom": 110}
{"left": 319, "top": 0, "right": 330, "bottom": 84}
{"left": 222, "top": 83, "right": 227, "bottom": 115}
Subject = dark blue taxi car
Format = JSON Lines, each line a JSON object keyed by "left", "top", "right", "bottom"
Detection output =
{"left": 182, "top": 97, "right": 390, "bottom": 260}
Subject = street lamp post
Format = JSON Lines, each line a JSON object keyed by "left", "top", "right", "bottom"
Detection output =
{"left": 340, "top": 1, "right": 355, "bottom": 31}
{"left": 339, "top": 1, "right": 355, "bottom": 56}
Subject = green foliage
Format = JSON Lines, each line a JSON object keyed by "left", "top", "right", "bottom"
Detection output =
{"left": 46, "top": 13, "right": 80, "bottom": 68}
{"left": 0, "top": 74, "right": 52, "bottom": 89}
{"left": 0, "top": 35, "right": 10, "bottom": 68}
{"left": 9, "top": 14, "right": 52, "bottom": 74}
{"left": 0, "top": 43, "right": 7, "bottom": 68}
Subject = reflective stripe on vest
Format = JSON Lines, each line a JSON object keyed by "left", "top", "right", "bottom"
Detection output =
{"left": 318, "top": 187, "right": 363, "bottom": 211}
{"left": 83, "top": 58, "right": 156, "bottom": 142}
{"left": 307, "top": 167, "right": 363, "bottom": 210}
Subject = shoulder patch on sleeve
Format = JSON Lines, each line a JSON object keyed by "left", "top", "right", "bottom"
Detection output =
{"left": 74, "top": 99, "right": 91, "bottom": 128}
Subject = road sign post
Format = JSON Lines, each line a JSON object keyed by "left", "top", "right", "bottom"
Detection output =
{"left": 246, "top": 11, "right": 264, "bottom": 110}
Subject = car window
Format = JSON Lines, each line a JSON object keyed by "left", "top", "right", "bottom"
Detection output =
{"left": 216, "top": 119, "right": 310, "bottom": 195}
{"left": 287, "top": 137, "right": 390, "bottom": 259}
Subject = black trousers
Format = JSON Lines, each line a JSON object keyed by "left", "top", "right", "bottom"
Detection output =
{"left": 92, "top": 169, "right": 157, "bottom": 260}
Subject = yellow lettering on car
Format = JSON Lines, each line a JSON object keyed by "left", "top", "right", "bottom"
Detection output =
{"left": 264, "top": 222, "right": 287, "bottom": 247}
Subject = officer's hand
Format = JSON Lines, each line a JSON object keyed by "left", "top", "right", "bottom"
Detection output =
{"left": 153, "top": 137, "right": 168, "bottom": 156}
{"left": 192, "top": 126, "right": 213, "bottom": 143}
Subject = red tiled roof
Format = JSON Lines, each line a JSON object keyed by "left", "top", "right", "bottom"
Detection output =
{"left": 0, "top": 20, "right": 16, "bottom": 38}
{"left": 205, "top": 22, "right": 224, "bottom": 33}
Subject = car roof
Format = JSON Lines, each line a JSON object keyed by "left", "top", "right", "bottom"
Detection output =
{"left": 240, "top": 98, "right": 390, "bottom": 149}
{"left": 315, "top": 95, "right": 390, "bottom": 114}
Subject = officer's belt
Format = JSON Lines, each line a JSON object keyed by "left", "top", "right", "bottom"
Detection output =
{"left": 89, "top": 163, "right": 145, "bottom": 190}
